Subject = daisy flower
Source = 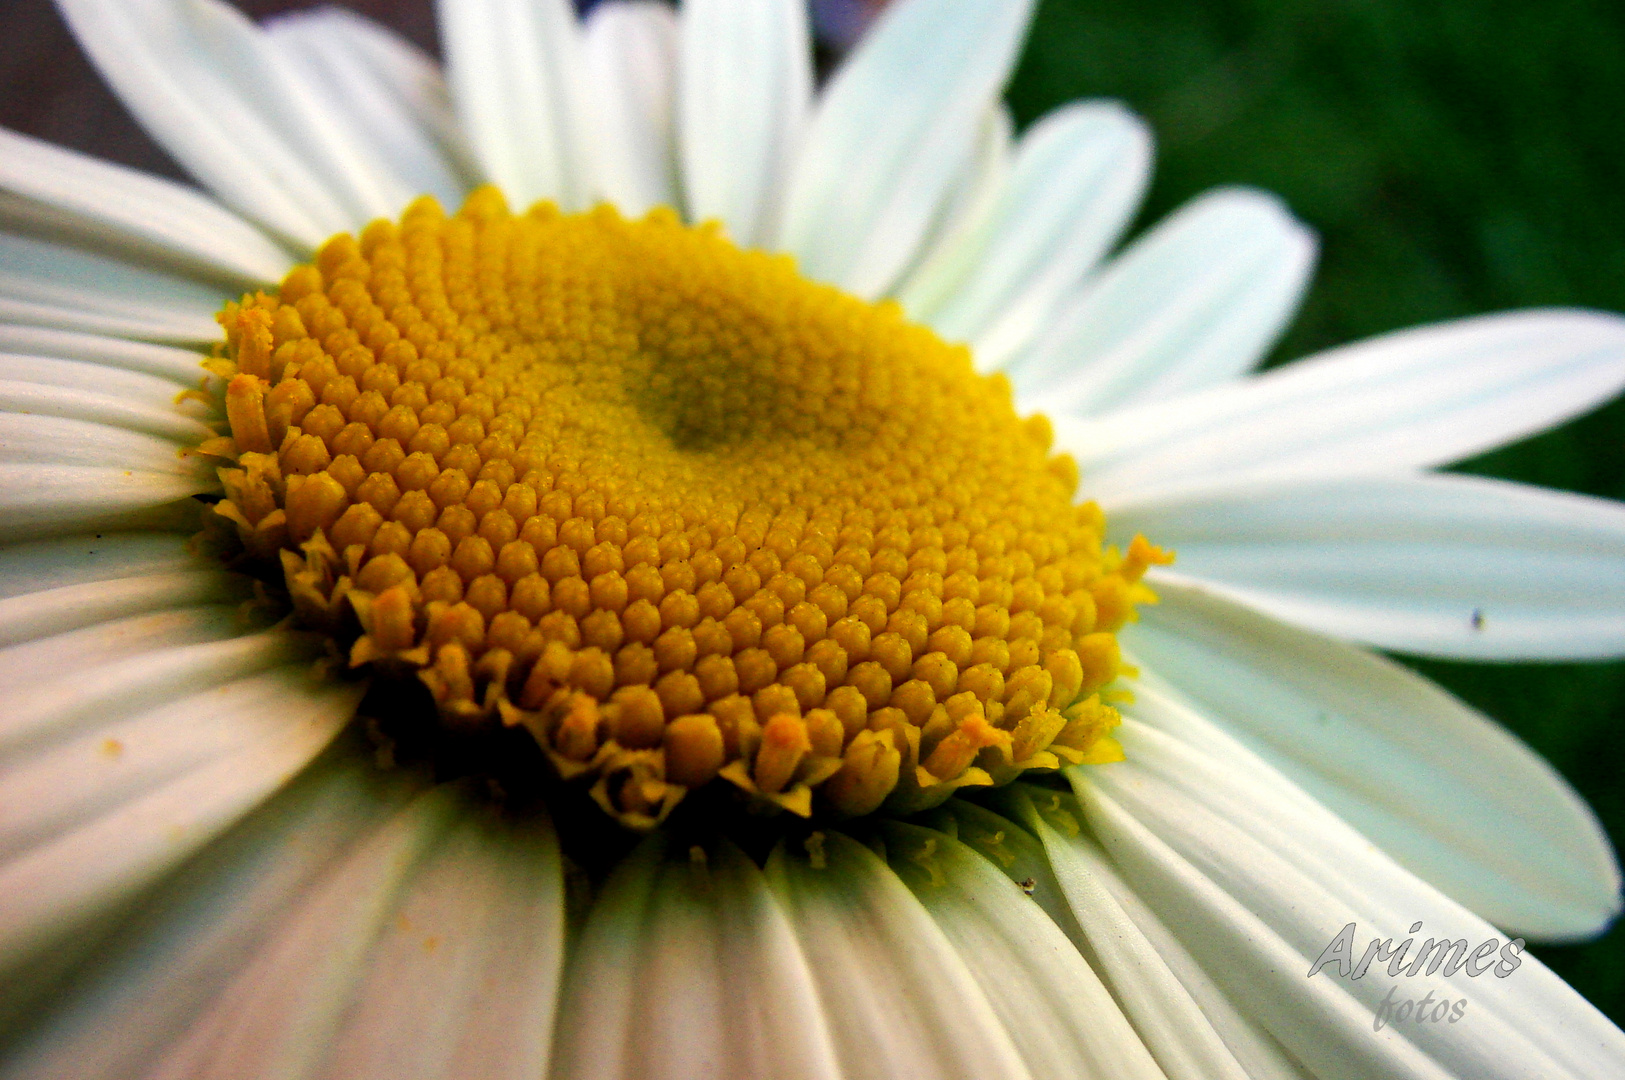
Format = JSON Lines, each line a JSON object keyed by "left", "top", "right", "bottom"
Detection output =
{"left": 1, "top": 0, "right": 1623, "bottom": 1077}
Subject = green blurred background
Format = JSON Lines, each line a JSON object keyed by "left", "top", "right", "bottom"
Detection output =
{"left": 4, "top": 0, "right": 1622, "bottom": 1025}
{"left": 1003, "top": 0, "right": 1625, "bottom": 1020}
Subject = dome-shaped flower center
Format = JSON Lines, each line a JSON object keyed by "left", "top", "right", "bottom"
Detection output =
{"left": 204, "top": 188, "right": 1168, "bottom": 829}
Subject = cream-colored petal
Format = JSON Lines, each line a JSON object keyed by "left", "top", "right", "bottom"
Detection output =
{"left": 0, "top": 232, "right": 226, "bottom": 343}
{"left": 678, "top": 0, "right": 811, "bottom": 245}
{"left": 1062, "top": 309, "right": 1625, "bottom": 510}
{"left": 1074, "top": 719, "right": 1625, "bottom": 1079}
{"left": 266, "top": 9, "right": 474, "bottom": 210}
{"left": 1125, "top": 580, "right": 1622, "bottom": 938}
{"left": 436, "top": 0, "right": 595, "bottom": 210}
{"left": 881, "top": 818, "right": 1167, "bottom": 1080}
{"left": 0, "top": 664, "right": 360, "bottom": 982}
{"left": 551, "top": 833, "right": 841, "bottom": 1080}
{"left": 0, "top": 325, "right": 209, "bottom": 386}
{"left": 582, "top": 2, "right": 680, "bottom": 216}
{"left": 775, "top": 0, "right": 1036, "bottom": 298}
{"left": 766, "top": 829, "right": 1034, "bottom": 1080}
{"left": 0, "top": 127, "right": 292, "bottom": 286}
{"left": 904, "top": 101, "right": 1153, "bottom": 369}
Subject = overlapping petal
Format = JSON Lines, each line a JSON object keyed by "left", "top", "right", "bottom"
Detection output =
{"left": 1060, "top": 309, "right": 1625, "bottom": 511}
{"left": 582, "top": 2, "right": 681, "bottom": 216}
{"left": 436, "top": 0, "right": 594, "bottom": 210}
{"left": 775, "top": 0, "right": 1035, "bottom": 298}
{"left": 1072, "top": 719, "right": 1625, "bottom": 1079}
{"left": 678, "top": 0, "right": 810, "bottom": 246}
{"left": 1125, "top": 580, "right": 1622, "bottom": 937}
{"left": 1120, "top": 474, "right": 1625, "bottom": 660}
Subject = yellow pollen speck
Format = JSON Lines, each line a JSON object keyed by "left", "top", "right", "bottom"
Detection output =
{"left": 202, "top": 187, "right": 1169, "bottom": 829}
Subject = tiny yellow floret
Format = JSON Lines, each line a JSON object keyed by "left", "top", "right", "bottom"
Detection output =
{"left": 204, "top": 188, "right": 1164, "bottom": 828}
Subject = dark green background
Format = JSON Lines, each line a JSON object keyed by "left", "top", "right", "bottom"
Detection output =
{"left": 1004, "top": 0, "right": 1625, "bottom": 1020}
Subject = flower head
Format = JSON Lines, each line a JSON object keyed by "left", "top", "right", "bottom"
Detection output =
{"left": 2, "top": 0, "right": 1624, "bottom": 1078}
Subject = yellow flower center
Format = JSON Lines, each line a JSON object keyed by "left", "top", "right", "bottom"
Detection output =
{"left": 205, "top": 188, "right": 1168, "bottom": 829}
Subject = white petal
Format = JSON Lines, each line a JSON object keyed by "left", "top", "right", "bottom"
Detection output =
{"left": 0, "top": 232, "right": 226, "bottom": 343}
{"left": 904, "top": 101, "right": 1154, "bottom": 369}
{"left": 290, "top": 804, "right": 563, "bottom": 1080}
{"left": 774, "top": 0, "right": 1037, "bottom": 298}
{"left": 0, "top": 325, "right": 209, "bottom": 386}
{"left": 1126, "top": 473, "right": 1625, "bottom": 660}
{"left": 0, "top": 127, "right": 292, "bottom": 286}
{"left": 0, "top": 568, "right": 242, "bottom": 648}
{"left": 0, "top": 663, "right": 360, "bottom": 981}
{"left": 880, "top": 818, "right": 1167, "bottom": 1080}
{"left": 955, "top": 792, "right": 1298, "bottom": 1080}
{"left": 0, "top": 381, "right": 213, "bottom": 443}
{"left": 892, "top": 103, "right": 1014, "bottom": 324}
{"left": 1064, "top": 309, "right": 1625, "bottom": 510}
{"left": 265, "top": 8, "right": 475, "bottom": 211}
{"left": 582, "top": 1, "right": 680, "bottom": 216}
{"left": 0, "top": 606, "right": 252, "bottom": 752}
{"left": 678, "top": 0, "right": 811, "bottom": 245}
{"left": 1075, "top": 719, "right": 1625, "bottom": 1080}
{"left": 0, "top": 467, "right": 206, "bottom": 541}
{"left": 765, "top": 829, "right": 1034, "bottom": 1080}
{"left": 0, "top": 742, "right": 405, "bottom": 1070}
{"left": 1125, "top": 578, "right": 1622, "bottom": 938}
{"left": 0, "top": 617, "right": 306, "bottom": 755}
{"left": 56, "top": 0, "right": 406, "bottom": 246}
{"left": 0, "top": 411, "right": 210, "bottom": 473}
{"left": 1017, "top": 188, "right": 1313, "bottom": 415}
{"left": 0, "top": 355, "right": 215, "bottom": 422}
{"left": 437, "top": 0, "right": 594, "bottom": 210}
{"left": 0, "top": 531, "right": 205, "bottom": 600}
{"left": 0, "top": 632, "right": 321, "bottom": 854}
{"left": 551, "top": 833, "right": 841, "bottom": 1080}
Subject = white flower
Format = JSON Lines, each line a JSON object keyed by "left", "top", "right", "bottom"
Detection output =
{"left": 1, "top": 0, "right": 1623, "bottom": 1078}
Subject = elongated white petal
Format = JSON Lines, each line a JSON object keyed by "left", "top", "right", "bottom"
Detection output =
{"left": 0, "top": 619, "right": 307, "bottom": 755}
{"left": 775, "top": 0, "right": 1036, "bottom": 298}
{"left": 1126, "top": 579, "right": 1622, "bottom": 937}
{"left": 1065, "top": 309, "right": 1625, "bottom": 510}
{"left": 0, "top": 531, "right": 204, "bottom": 600}
{"left": 0, "top": 356, "right": 215, "bottom": 423}
{"left": 0, "top": 233, "right": 226, "bottom": 343}
{"left": 679, "top": 0, "right": 810, "bottom": 245}
{"left": 1018, "top": 188, "right": 1313, "bottom": 415}
{"left": 0, "top": 635, "right": 322, "bottom": 857}
{"left": 0, "top": 663, "right": 360, "bottom": 981}
{"left": 0, "top": 127, "right": 292, "bottom": 286}
{"left": 1074, "top": 719, "right": 1625, "bottom": 1080}
{"left": 0, "top": 741, "right": 405, "bottom": 1062}
{"left": 893, "top": 103, "right": 1014, "bottom": 328}
{"left": 437, "top": 0, "right": 594, "bottom": 210}
{"left": 0, "top": 381, "right": 213, "bottom": 444}
{"left": 881, "top": 819, "right": 1167, "bottom": 1080}
{"left": 766, "top": 829, "right": 1034, "bottom": 1080}
{"left": 951, "top": 793, "right": 1300, "bottom": 1080}
{"left": 266, "top": 9, "right": 474, "bottom": 211}
{"left": 903, "top": 101, "right": 1153, "bottom": 368}
{"left": 0, "top": 758, "right": 555, "bottom": 1080}
{"left": 0, "top": 606, "right": 248, "bottom": 744}
{"left": 0, "top": 468, "right": 205, "bottom": 541}
{"left": 0, "top": 326, "right": 209, "bottom": 386}
{"left": 552, "top": 834, "right": 841, "bottom": 1080}
{"left": 56, "top": 0, "right": 406, "bottom": 246}
{"left": 274, "top": 802, "right": 563, "bottom": 1080}
{"left": 1125, "top": 473, "right": 1625, "bottom": 659}
{"left": 582, "top": 2, "right": 680, "bottom": 216}
{"left": 0, "top": 569, "right": 243, "bottom": 648}
{"left": 0, "top": 412, "right": 208, "bottom": 474}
